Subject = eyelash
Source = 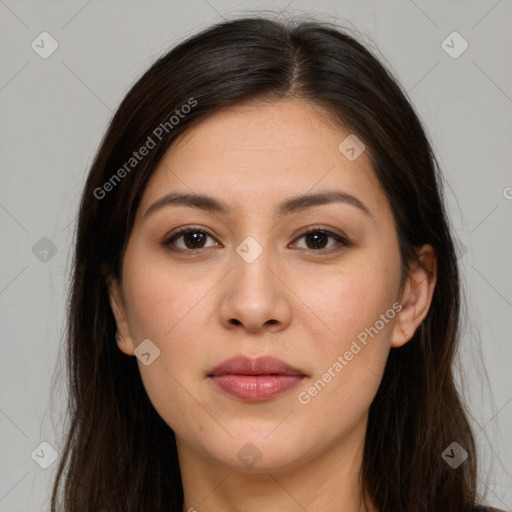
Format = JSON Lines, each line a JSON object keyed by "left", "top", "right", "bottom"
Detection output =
{"left": 162, "top": 225, "right": 351, "bottom": 254}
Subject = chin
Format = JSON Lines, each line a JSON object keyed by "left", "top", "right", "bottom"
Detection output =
{"left": 198, "top": 429, "right": 315, "bottom": 472}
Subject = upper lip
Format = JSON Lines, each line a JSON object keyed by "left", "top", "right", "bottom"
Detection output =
{"left": 209, "top": 356, "right": 306, "bottom": 377}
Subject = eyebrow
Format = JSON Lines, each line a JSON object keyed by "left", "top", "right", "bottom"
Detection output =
{"left": 143, "top": 190, "right": 372, "bottom": 219}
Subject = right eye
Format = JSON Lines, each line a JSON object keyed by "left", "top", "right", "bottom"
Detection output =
{"left": 162, "top": 227, "right": 221, "bottom": 252}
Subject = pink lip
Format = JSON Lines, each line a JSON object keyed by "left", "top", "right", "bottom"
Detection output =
{"left": 208, "top": 356, "right": 307, "bottom": 402}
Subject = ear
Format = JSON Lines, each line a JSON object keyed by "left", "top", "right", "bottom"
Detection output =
{"left": 391, "top": 244, "right": 437, "bottom": 348}
{"left": 105, "top": 274, "right": 135, "bottom": 356}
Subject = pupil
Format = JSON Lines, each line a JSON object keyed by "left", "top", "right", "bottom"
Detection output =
{"left": 307, "top": 232, "right": 327, "bottom": 249}
{"left": 185, "top": 232, "right": 205, "bottom": 249}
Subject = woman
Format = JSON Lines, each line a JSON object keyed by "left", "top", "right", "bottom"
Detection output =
{"left": 50, "top": 15, "right": 502, "bottom": 512}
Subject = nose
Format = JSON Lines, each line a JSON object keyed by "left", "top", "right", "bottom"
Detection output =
{"left": 218, "top": 244, "right": 292, "bottom": 334}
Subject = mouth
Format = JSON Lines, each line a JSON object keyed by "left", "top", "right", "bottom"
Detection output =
{"left": 208, "top": 355, "right": 308, "bottom": 402}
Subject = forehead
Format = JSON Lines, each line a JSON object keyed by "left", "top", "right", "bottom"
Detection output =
{"left": 139, "top": 98, "right": 384, "bottom": 215}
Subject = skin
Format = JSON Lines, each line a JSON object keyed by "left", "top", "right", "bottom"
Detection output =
{"left": 107, "top": 98, "right": 437, "bottom": 512}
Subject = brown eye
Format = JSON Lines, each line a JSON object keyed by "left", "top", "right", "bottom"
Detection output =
{"left": 303, "top": 231, "right": 330, "bottom": 250}
{"left": 292, "top": 228, "right": 350, "bottom": 253}
{"left": 164, "top": 228, "right": 219, "bottom": 251}
{"left": 163, "top": 226, "right": 350, "bottom": 254}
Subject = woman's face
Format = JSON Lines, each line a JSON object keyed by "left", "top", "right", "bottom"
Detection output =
{"left": 108, "top": 98, "right": 414, "bottom": 472}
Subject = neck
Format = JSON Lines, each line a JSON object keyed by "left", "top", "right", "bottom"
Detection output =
{"left": 177, "top": 420, "right": 377, "bottom": 512}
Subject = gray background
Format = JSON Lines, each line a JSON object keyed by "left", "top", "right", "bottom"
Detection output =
{"left": 1, "top": 0, "right": 511, "bottom": 510}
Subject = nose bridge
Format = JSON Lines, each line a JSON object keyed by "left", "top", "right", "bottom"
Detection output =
{"left": 232, "top": 206, "right": 275, "bottom": 277}
{"left": 219, "top": 231, "right": 292, "bottom": 332}
{"left": 233, "top": 233, "right": 276, "bottom": 300}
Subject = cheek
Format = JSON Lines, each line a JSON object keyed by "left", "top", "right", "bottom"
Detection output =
{"left": 294, "top": 279, "right": 394, "bottom": 436}
{"left": 122, "top": 247, "right": 205, "bottom": 341}
{"left": 303, "top": 260, "right": 399, "bottom": 347}
{"left": 121, "top": 247, "right": 214, "bottom": 383}
{"left": 121, "top": 259, "right": 211, "bottom": 433}
{"left": 294, "top": 255, "right": 400, "bottom": 406}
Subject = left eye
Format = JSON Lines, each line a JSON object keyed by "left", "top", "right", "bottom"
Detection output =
{"left": 291, "top": 229, "right": 349, "bottom": 252}
{"left": 163, "top": 227, "right": 349, "bottom": 253}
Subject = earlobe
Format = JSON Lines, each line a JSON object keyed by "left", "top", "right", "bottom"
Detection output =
{"left": 105, "top": 274, "right": 135, "bottom": 356}
{"left": 391, "top": 244, "right": 437, "bottom": 348}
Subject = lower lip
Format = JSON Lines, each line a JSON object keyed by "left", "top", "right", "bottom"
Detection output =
{"left": 209, "top": 374, "right": 305, "bottom": 402}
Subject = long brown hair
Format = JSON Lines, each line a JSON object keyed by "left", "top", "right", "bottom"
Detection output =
{"left": 51, "top": 14, "right": 480, "bottom": 511}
